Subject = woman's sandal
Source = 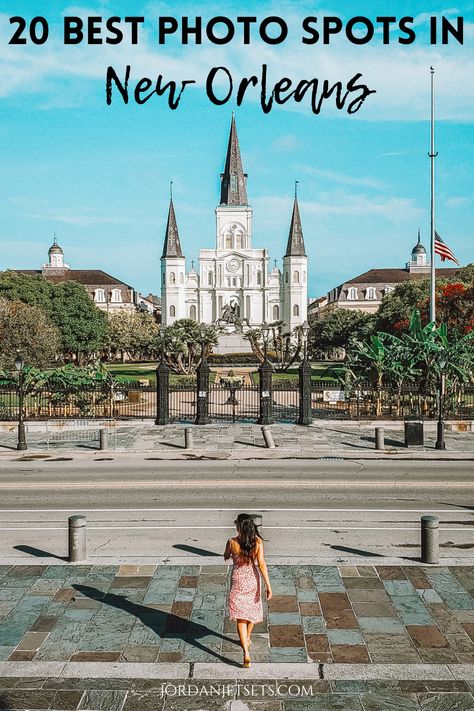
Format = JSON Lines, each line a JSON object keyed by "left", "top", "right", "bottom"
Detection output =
{"left": 243, "top": 654, "right": 251, "bottom": 668}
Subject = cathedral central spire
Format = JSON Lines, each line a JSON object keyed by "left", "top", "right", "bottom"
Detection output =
{"left": 219, "top": 114, "right": 248, "bottom": 206}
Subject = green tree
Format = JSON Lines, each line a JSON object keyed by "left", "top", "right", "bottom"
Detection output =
{"left": 107, "top": 310, "right": 159, "bottom": 361}
{"left": 50, "top": 282, "right": 107, "bottom": 362}
{"left": 0, "top": 271, "right": 107, "bottom": 361}
{"left": 0, "top": 299, "right": 60, "bottom": 370}
{"left": 157, "top": 319, "right": 219, "bottom": 374}
{"left": 308, "top": 309, "right": 375, "bottom": 360}
{"left": 243, "top": 321, "right": 303, "bottom": 371}
{"left": 375, "top": 279, "right": 430, "bottom": 333}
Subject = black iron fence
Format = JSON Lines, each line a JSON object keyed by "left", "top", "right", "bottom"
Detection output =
{"left": 1, "top": 381, "right": 473, "bottom": 423}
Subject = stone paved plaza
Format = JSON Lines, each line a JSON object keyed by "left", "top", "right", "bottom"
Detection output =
{"left": 1, "top": 564, "right": 473, "bottom": 665}
{"left": 0, "top": 423, "right": 473, "bottom": 454}
{"left": 1, "top": 564, "right": 474, "bottom": 709}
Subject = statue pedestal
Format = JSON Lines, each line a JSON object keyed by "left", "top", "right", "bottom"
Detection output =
{"left": 217, "top": 332, "right": 253, "bottom": 354}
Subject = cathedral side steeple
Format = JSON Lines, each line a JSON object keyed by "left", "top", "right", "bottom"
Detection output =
{"left": 220, "top": 114, "right": 248, "bottom": 206}
{"left": 285, "top": 196, "right": 306, "bottom": 257}
{"left": 282, "top": 188, "right": 308, "bottom": 330}
{"left": 161, "top": 195, "right": 186, "bottom": 325}
{"left": 162, "top": 197, "right": 183, "bottom": 258}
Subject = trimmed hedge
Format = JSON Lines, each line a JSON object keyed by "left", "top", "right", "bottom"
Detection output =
{"left": 208, "top": 351, "right": 277, "bottom": 365}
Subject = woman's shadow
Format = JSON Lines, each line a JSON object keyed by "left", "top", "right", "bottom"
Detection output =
{"left": 73, "top": 584, "right": 240, "bottom": 666}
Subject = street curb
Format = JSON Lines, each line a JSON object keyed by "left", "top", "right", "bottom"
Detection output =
{"left": 0, "top": 661, "right": 472, "bottom": 681}
{"left": 0, "top": 449, "right": 473, "bottom": 461}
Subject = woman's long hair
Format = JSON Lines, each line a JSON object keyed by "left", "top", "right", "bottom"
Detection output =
{"left": 235, "top": 513, "right": 262, "bottom": 561}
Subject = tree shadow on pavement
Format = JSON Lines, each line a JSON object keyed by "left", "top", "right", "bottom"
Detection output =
{"left": 73, "top": 584, "right": 240, "bottom": 665}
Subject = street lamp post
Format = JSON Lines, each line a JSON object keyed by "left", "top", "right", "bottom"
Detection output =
{"left": 258, "top": 322, "right": 273, "bottom": 425}
{"left": 14, "top": 354, "right": 27, "bottom": 451}
{"left": 196, "top": 324, "right": 210, "bottom": 425}
{"left": 435, "top": 356, "right": 447, "bottom": 450}
{"left": 298, "top": 321, "right": 312, "bottom": 426}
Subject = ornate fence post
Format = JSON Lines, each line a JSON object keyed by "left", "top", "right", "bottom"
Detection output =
{"left": 258, "top": 323, "right": 273, "bottom": 425}
{"left": 196, "top": 331, "right": 211, "bottom": 425}
{"left": 155, "top": 360, "right": 170, "bottom": 425}
{"left": 298, "top": 358, "right": 312, "bottom": 425}
{"left": 297, "top": 321, "right": 311, "bottom": 426}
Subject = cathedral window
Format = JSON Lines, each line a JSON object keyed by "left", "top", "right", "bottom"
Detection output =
{"left": 226, "top": 235, "right": 232, "bottom": 249}
{"left": 347, "top": 287, "right": 358, "bottom": 300}
{"left": 94, "top": 288, "right": 105, "bottom": 303}
{"left": 232, "top": 277, "right": 237, "bottom": 286}
{"left": 293, "top": 271, "right": 300, "bottom": 284}
{"left": 170, "top": 305, "right": 175, "bottom": 317}
{"left": 208, "top": 272, "right": 213, "bottom": 286}
{"left": 230, "top": 174, "right": 237, "bottom": 192}
{"left": 285, "top": 272, "right": 289, "bottom": 284}
{"left": 169, "top": 272, "right": 176, "bottom": 284}
{"left": 273, "top": 305, "right": 280, "bottom": 320}
{"left": 257, "top": 271, "right": 262, "bottom": 285}
{"left": 293, "top": 304, "right": 300, "bottom": 317}
{"left": 111, "top": 288, "right": 122, "bottom": 303}
{"left": 236, "top": 234, "right": 242, "bottom": 249}
{"left": 190, "top": 305, "right": 197, "bottom": 320}
{"left": 366, "top": 287, "right": 376, "bottom": 300}
{"left": 227, "top": 277, "right": 230, "bottom": 287}
{"left": 246, "top": 295, "right": 251, "bottom": 319}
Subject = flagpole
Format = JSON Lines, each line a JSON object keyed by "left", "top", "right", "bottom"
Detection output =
{"left": 429, "top": 66, "right": 437, "bottom": 324}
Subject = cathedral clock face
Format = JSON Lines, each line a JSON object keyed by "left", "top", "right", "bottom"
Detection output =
{"left": 227, "top": 258, "right": 240, "bottom": 273}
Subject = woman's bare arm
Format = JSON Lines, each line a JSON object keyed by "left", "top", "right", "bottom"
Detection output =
{"left": 256, "top": 540, "right": 272, "bottom": 599}
{"left": 224, "top": 538, "right": 233, "bottom": 561}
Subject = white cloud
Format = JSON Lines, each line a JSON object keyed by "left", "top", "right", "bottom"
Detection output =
{"left": 1, "top": 9, "right": 473, "bottom": 120}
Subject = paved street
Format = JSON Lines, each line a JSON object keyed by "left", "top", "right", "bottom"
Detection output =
{"left": 0, "top": 422, "right": 473, "bottom": 457}
{"left": 0, "top": 459, "right": 472, "bottom": 563}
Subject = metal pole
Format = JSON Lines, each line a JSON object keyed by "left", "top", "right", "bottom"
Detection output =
{"left": 261, "top": 425, "right": 275, "bottom": 448}
{"left": 435, "top": 371, "right": 446, "bottom": 450}
{"left": 68, "top": 515, "right": 86, "bottom": 563}
{"left": 429, "top": 67, "right": 437, "bottom": 324}
{"left": 17, "top": 370, "right": 27, "bottom": 451}
{"left": 184, "top": 427, "right": 193, "bottom": 449}
{"left": 99, "top": 428, "right": 108, "bottom": 450}
{"left": 421, "top": 515, "right": 439, "bottom": 564}
{"left": 375, "top": 427, "right": 385, "bottom": 450}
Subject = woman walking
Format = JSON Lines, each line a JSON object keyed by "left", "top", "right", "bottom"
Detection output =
{"left": 224, "top": 513, "right": 272, "bottom": 668}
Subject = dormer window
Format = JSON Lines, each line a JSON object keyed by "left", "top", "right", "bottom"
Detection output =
{"left": 95, "top": 289, "right": 105, "bottom": 303}
{"left": 347, "top": 287, "right": 358, "bottom": 301}
{"left": 111, "top": 288, "right": 122, "bottom": 303}
{"left": 366, "top": 287, "right": 376, "bottom": 300}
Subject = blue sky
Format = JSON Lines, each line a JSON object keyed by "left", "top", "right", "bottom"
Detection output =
{"left": 0, "top": 1, "right": 473, "bottom": 300}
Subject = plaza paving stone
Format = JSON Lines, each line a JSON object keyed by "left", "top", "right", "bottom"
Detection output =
{"left": 0, "top": 564, "right": 473, "bottom": 669}
{"left": 1, "top": 422, "right": 473, "bottom": 454}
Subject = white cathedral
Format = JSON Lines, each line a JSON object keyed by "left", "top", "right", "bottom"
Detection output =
{"left": 160, "top": 116, "right": 308, "bottom": 333}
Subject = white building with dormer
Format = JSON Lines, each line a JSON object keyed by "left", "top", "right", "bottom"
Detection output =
{"left": 160, "top": 116, "right": 308, "bottom": 333}
{"left": 308, "top": 230, "right": 461, "bottom": 322}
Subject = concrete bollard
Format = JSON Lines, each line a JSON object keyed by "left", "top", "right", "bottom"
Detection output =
{"left": 68, "top": 515, "right": 86, "bottom": 563}
{"left": 421, "top": 515, "right": 439, "bottom": 565}
{"left": 375, "top": 427, "right": 385, "bottom": 450}
{"left": 99, "top": 428, "right": 108, "bottom": 451}
{"left": 184, "top": 427, "right": 193, "bottom": 449}
{"left": 261, "top": 425, "right": 275, "bottom": 449}
{"left": 250, "top": 513, "right": 263, "bottom": 528}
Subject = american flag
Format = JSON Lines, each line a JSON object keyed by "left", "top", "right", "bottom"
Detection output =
{"left": 434, "top": 231, "right": 460, "bottom": 265}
